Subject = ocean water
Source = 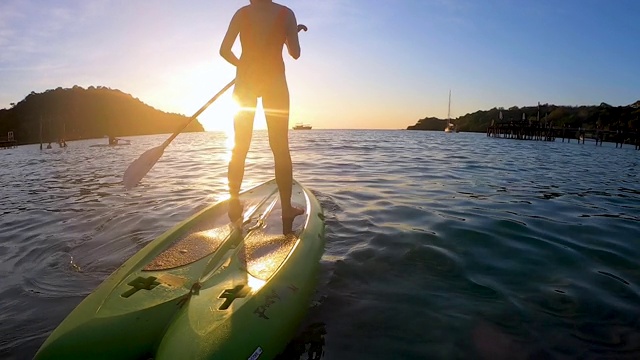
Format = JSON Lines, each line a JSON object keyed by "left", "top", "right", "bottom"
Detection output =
{"left": 0, "top": 130, "right": 639, "bottom": 360}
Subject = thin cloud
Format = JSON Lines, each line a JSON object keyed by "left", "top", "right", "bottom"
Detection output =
{"left": 0, "top": 1, "right": 25, "bottom": 49}
{"left": 0, "top": 1, "right": 111, "bottom": 70}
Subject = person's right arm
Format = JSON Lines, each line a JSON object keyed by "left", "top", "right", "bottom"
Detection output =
{"left": 220, "top": 10, "right": 242, "bottom": 66}
{"left": 284, "top": 8, "right": 301, "bottom": 59}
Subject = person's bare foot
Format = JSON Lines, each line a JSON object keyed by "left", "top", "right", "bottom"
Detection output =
{"left": 228, "top": 197, "right": 243, "bottom": 223}
{"left": 281, "top": 205, "right": 304, "bottom": 235}
{"left": 282, "top": 205, "right": 304, "bottom": 219}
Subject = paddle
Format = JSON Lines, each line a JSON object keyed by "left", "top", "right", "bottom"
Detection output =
{"left": 123, "top": 24, "right": 308, "bottom": 190}
{"left": 122, "top": 80, "right": 234, "bottom": 189}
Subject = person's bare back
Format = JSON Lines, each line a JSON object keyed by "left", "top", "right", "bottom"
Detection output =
{"left": 241, "top": 2, "right": 297, "bottom": 52}
{"left": 220, "top": 1, "right": 300, "bottom": 71}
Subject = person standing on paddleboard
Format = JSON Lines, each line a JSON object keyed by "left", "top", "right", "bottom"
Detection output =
{"left": 220, "top": 0, "right": 305, "bottom": 222}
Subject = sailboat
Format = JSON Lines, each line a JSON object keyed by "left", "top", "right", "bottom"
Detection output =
{"left": 39, "top": 116, "right": 43, "bottom": 150}
{"left": 444, "top": 90, "right": 457, "bottom": 133}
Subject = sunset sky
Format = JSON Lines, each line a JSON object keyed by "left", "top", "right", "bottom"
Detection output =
{"left": 1, "top": 0, "right": 639, "bottom": 131}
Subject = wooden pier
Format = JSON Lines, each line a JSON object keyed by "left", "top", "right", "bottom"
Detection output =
{"left": 0, "top": 131, "right": 17, "bottom": 149}
{"left": 487, "top": 121, "right": 640, "bottom": 150}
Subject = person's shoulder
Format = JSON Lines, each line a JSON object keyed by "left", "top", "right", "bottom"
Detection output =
{"left": 231, "top": 5, "right": 251, "bottom": 23}
{"left": 275, "top": 3, "right": 294, "bottom": 15}
{"left": 235, "top": 5, "right": 250, "bottom": 17}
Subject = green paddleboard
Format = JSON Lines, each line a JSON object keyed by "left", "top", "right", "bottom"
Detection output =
{"left": 35, "top": 179, "right": 325, "bottom": 359}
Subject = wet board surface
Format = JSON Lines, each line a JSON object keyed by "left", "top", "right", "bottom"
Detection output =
{"left": 35, "top": 179, "right": 325, "bottom": 360}
{"left": 144, "top": 181, "right": 306, "bottom": 275}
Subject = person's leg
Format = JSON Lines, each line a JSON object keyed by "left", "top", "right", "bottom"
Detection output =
{"left": 262, "top": 77, "right": 303, "bottom": 218}
{"left": 228, "top": 94, "right": 257, "bottom": 198}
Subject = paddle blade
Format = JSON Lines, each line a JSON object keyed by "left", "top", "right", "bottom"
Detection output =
{"left": 123, "top": 146, "right": 165, "bottom": 189}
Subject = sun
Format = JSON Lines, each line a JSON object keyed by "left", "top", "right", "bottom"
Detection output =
{"left": 200, "top": 93, "right": 240, "bottom": 133}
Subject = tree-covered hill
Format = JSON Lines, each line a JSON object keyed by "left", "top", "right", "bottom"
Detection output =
{"left": 406, "top": 117, "right": 444, "bottom": 131}
{"left": 407, "top": 101, "right": 640, "bottom": 132}
{"left": 0, "top": 86, "right": 204, "bottom": 145}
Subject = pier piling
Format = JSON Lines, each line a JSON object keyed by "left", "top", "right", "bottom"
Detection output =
{"left": 487, "top": 121, "right": 638, "bottom": 150}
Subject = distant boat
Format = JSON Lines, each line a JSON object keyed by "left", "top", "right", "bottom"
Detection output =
{"left": 444, "top": 90, "right": 457, "bottom": 133}
{"left": 293, "top": 123, "right": 312, "bottom": 130}
{"left": 90, "top": 136, "right": 131, "bottom": 147}
{"left": 444, "top": 123, "right": 456, "bottom": 133}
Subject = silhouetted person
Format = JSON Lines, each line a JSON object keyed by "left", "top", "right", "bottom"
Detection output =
{"left": 221, "top": 0, "right": 305, "bottom": 224}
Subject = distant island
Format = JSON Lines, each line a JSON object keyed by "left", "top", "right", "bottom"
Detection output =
{"left": 407, "top": 101, "right": 640, "bottom": 132}
{"left": 0, "top": 86, "right": 204, "bottom": 145}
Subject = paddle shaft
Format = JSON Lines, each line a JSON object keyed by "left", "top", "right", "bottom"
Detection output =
{"left": 161, "top": 79, "right": 235, "bottom": 149}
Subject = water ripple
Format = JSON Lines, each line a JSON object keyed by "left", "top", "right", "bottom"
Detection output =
{"left": 1, "top": 131, "right": 640, "bottom": 359}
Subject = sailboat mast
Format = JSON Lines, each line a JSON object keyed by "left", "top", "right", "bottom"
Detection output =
{"left": 447, "top": 90, "right": 451, "bottom": 121}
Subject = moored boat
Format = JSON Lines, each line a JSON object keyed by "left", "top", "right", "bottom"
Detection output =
{"left": 292, "top": 123, "right": 312, "bottom": 130}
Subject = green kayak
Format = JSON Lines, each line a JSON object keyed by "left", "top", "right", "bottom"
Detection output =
{"left": 35, "top": 179, "right": 325, "bottom": 359}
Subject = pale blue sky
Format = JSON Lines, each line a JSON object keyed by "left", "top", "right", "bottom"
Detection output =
{"left": 1, "top": 0, "right": 639, "bottom": 130}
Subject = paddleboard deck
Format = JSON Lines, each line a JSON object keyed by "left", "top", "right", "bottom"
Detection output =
{"left": 35, "top": 179, "right": 325, "bottom": 360}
